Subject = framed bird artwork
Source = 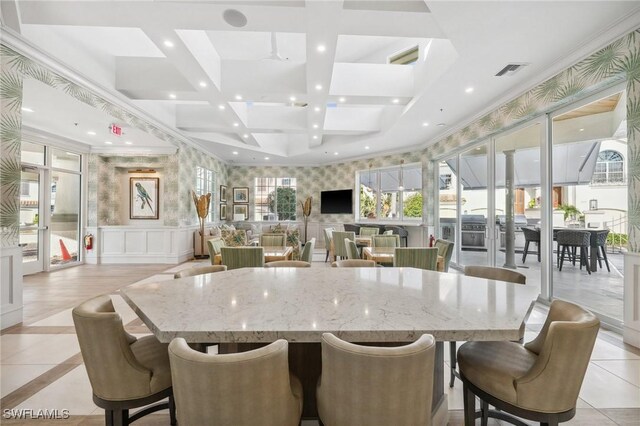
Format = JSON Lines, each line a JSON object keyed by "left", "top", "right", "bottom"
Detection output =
{"left": 130, "top": 177, "right": 160, "bottom": 219}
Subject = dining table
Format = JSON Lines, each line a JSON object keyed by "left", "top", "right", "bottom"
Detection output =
{"left": 362, "top": 246, "right": 445, "bottom": 271}
{"left": 121, "top": 267, "right": 538, "bottom": 425}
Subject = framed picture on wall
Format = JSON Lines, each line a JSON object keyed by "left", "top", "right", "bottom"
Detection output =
{"left": 233, "top": 187, "right": 249, "bottom": 203}
{"left": 130, "top": 177, "right": 159, "bottom": 219}
{"left": 233, "top": 204, "right": 248, "bottom": 220}
{"left": 220, "top": 185, "right": 227, "bottom": 202}
{"left": 220, "top": 203, "right": 227, "bottom": 220}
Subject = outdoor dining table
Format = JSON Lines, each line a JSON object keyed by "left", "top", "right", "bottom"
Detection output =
{"left": 121, "top": 267, "right": 538, "bottom": 424}
{"left": 362, "top": 246, "right": 445, "bottom": 271}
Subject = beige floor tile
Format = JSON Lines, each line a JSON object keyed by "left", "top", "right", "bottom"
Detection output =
{"left": 28, "top": 309, "right": 74, "bottom": 327}
{"left": 580, "top": 363, "right": 640, "bottom": 408}
{"left": 15, "top": 366, "right": 99, "bottom": 416}
{"left": 593, "top": 359, "right": 640, "bottom": 387}
{"left": 591, "top": 338, "right": 640, "bottom": 361}
{"left": 0, "top": 364, "right": 56, "bottom": 398}
{"left": 2, "top": 334, "right": 80, "bottom": 365}
{"left": 599, "top": 408, "right": 640, "bottom": 425}
{"left": 1, "top": 335, "right": 52, "bottom": 360}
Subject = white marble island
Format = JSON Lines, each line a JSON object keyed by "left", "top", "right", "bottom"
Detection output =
{"left": 121, "top": 267, "right": 539, "bottom": 424}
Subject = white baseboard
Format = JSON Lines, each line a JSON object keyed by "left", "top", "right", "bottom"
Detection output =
{"left": 1, "top": 305, "right": 23, "bottom": 329}
{"left": 624, "top": 326, "right": 640, "bottom": 349}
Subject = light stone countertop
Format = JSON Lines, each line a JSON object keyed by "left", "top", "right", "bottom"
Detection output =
{"left": 120, "top": 267, "right": 539, "bottom": 344}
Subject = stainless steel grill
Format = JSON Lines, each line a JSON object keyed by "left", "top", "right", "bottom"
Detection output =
{"left": 461, "top": 215, "right": 486, "bottom": 249}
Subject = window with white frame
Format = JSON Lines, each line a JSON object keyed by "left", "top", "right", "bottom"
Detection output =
{"left": 357, "top": 163, "right": 422, "bottom": 221}
{"left": 254, "top": 177, "right": 297, "bottom": 221}
{"left": 195, "top": 166, "right": 215, "bottom": 222}
{"left": 591, "top": 150, "right": 625, "bottom": 185}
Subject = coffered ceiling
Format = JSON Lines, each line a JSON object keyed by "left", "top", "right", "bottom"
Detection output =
{"left": 3, "top": 1, "right": 640, "bottom": 164}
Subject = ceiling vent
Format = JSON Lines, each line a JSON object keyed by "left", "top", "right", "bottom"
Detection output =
{"left": 495, "top": 63, "right": 529, "bottom": 77}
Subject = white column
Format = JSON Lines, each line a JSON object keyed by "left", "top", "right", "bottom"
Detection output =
{"left": 623, "top": 252, "right": 640, "bottom": 349}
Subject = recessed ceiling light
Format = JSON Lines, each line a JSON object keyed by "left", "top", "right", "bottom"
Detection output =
{"left": 264, "top": 156, "right": 270, "bottom": 160}
{"left": 313, "top": 135, "right": 318, "bottom": 140}
{"left": 235, "top": 94, "right": 243, "bottom": 101}
{"left": 317, "top": 44, "right": 326, "bottom": 52}
{"left": 87, "top": 131, "right": 96, "bottom": 136}
{"left": 104, "top": 141, "right": 112, "bottom": 145}
{"left": 243, "top": 134, "right": 249, "bottom": 138}
{"left": 422, "top": 122, "right": 430, "bottom": 127}
{"left": 218, "top": 104, "right": 226, "bottom": 110}
{"left": 232, "top": 151, "right": 238, "bottom": 155}
{"left": 314, "top": 106, "right": 321, "bottom": 112}
{"left": 315, "top": 84, "right": 323, "bottom": 91}
{"left": 233, "top": 122, "right": 239, "bottom": 127}
{"left": 169, "top": 93, "right": 177, "bottom": 99}
{"left": 579, "top": 128, "right": 585, "bottom": 132}
{"left": 313, "top": 124, "right": 319, "bottom": 129}
{"left": 163, "top": 40, "right": 174, "bottom": 48}
{"left": 465, "top": 87, "right": 474, "bottom": 93}
{"left": 365, "top": 146, "right": 370, "bottom": 150}
{"left": 199, "top": 81, "right": 207, "bottom": 88}
{"left": 334, "top": 152, "right": 339, "bottom": 156}
{"left": 125, "top": 141, "right": 133, "bottom": 145}
{"left": 339, "top": 97, "right": 346, "bottom": 103}
{"left": 21, "top": 107, "right": 33, "bottom": 113}
{"left": 289, "top": 96, "right": 297, "bottom": 102}
{"left": 392, "top": 98, "right": 400, "bottom": 104}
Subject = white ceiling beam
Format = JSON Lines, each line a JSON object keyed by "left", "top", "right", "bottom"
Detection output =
{"left": 339, "top": 9, "right": 446, "bottom": 38}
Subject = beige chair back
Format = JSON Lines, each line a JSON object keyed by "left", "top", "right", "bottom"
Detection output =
{"left": 331, "top": 259, "right": 376, "bottom": 268}
{"left": 517, "top": 300, "right": 600, "bottom": 412}
{"left": 464, "top": 265, "right": 526, "bottom": 284}
{"left": 265, "top": 260, "right": 311, "bottom": 268}
{"left": 72, "top": 295, "right": 154, "bottom": 401}
{"left": 174, "top": 265, "right": 227, "bottom": 279}
{"left": 317, "top": 333, "right": 435, "bottom": 426}
{"left": 168, "top": 338, "right": 302, "bottom": 426}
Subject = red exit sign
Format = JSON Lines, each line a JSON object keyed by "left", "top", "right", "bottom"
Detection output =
{"left": 111, "top": 124, "right": 122, "bottom": 136}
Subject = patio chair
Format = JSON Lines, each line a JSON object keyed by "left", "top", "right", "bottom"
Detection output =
{"left": 522, "top": 227, "right": 541, "bottom": 263}
{"left": 557, "top": 231, "right": 591, "bottom": 275}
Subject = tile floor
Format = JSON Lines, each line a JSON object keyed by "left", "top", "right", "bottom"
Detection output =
{"left": 1, "top": 256, "right": 638, "bottom": 425}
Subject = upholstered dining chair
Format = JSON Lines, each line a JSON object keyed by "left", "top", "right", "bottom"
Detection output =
{"left": 332, "top": 231, "right": 355, "bottom": 260}
{"left": 323, "top": 228, "right": 334, "bottom": 262}
{"left": 317, "top": 333, "right": 436, "bottom": 426}
{"left": 331, "top": 259, "right": 377, "bottom": 267}
{"left": 260, "top": 233, "right": 286, "bottom": 247}
{"left": 265, "top": 260, "right": 311, "bottom": 268}
{"left": 174, "top": 265, "right": 227, "bottom": 279}
{"left": 384, "top": 225, "right": 408, "bottom": 247}
{"left": 220, "top": 247, "right": 265, "bottom": 270}
{"left": 393, "top": 247, "right": 438, "bottom": 270}
{"left": 300, "top": 238, "right": 316, "bottom": 263}
{"left": 345, "top": 238, "right": 361, "bottom": 260}
{"left": 207, "top": 238, "right": 225, "bottom": 265}
{"left": 449, "top": 265, "right": 527, "bottom": 388}
{"left": 72, "top": 295, "right": 176, "bottom": 426}
{"left": 359, "top": 226, "right": 380, "bottom": 236}
{"left": 168, "top": 338, "right": 303, "bottom": 426}
{"left": 434, "top": 239, "right": 454, "bottom": 272}
{"left": 372, "top": 234, "right": 400, "bottom": 248}
{"left": 458, "top": 300, "right": 599, "bottom": 426}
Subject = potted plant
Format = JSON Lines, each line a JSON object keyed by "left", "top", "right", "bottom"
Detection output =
{"left": 558, "top": 204, "right": 581, "bottom": 222}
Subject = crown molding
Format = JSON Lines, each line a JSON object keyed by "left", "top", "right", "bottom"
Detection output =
{"left": 21, "top": 126, "right": 92, "bottom": 153}
{"left": 91, "top": 146, "right": 177, "bottom": 156}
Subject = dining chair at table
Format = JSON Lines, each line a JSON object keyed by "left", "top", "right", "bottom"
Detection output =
{"left": 331, "top": 259, "right": 377, "bottom": 268}
{"left": 207, "top": 238, "right": 225, "bottom": 265}
{"left": 556, "top": 230, "right": 591, "bottom": 274}
{"left": 345, "top": 238, "right": 361, "bottom": 260}
{"left": 372, "top": 234, "right": 400, "bottom": 248}
{"left": 265, "top": 260, "right": 311, "bottom": 268}
{"left": 300, "top": 238, "right": 315, "bottom": 263}
{"left": 332, "top": 231, "right": 355, "bottom": 260}
{"left": 521, "top": 227, "right": 541, "bottom": 263}
{"left": 317, "top": 332, "right": 436, "bottom": 426}
{"left": 359, "top": 226, "right": 380, "bottom": 237}
{"left": 72, "top": 295, "right": 176, "bottom": 426}
{"left": 458, "top": 300, "right": 599, "bottom": 426}
{"left": 323, "top": 228, "right": 334, "bottom": 263}
{"left": 595, "top": 230, "right": 611, "bottom": 272}
{"left": 434, "top": 239, "right": 454, "bottom": 272}
{"left": 220, "top": 247, "right": 265, "bottom": 270}
{"left": 168, "top": 338, "right": 303, "bottom": 426}
{"left": 384, "top": 225, "right": 408, "bottom": 247}
{"left": 393, "top": 247, "right": 438, "bottom": 270}
{"left": 174, "top": 265, "right": 227, "bottom": 279}
{"left": 260, "top": 233, "right": 286, "bottom": 247}
{"left": 448, "top": 265, "right": 527, "bottom": 388}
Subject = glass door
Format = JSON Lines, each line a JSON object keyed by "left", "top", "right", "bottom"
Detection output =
{"left": 19, "top": 167, "right": 46, "bottom": 275}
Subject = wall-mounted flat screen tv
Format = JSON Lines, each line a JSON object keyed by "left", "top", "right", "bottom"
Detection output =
{"left": 321, "top": 189, "right": 353, "bottom": 214}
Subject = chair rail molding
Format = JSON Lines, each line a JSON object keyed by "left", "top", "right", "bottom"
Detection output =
{"left": 623, "top": 252, "right": 640, "bottom": 348}
{"left": 0, "top": 246, "right": 23, "bottom": 329}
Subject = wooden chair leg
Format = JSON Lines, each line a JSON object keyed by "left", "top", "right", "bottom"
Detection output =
{"left": 481, "top": 399, "right": 489, "bottom": 426}
{"left": 105, "top": 410, "right": 113, "bottom": 426}
{"left": 169, "top": 395, "right": 177, "bottom": 426}
{"left": 522, "top": 240, "right": 529, "bottom": 263}
{"left": 112, "top": 409, "right": 128, "bottom": 426}
{"left": 325, "top": 250, "right": 329, "bottom": 262}
{"left": 449, "top": 341, "right": 457, "bottom": 387}
{"left": 463, "top": 382, "right": 476, "bottom": 426}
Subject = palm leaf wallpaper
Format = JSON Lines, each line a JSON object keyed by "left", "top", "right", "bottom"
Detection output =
{"left": 2, "top": 28, "right": 640, "bottom": 250}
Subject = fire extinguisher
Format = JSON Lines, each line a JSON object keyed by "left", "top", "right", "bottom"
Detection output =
{"left": 84, "top": 234, "right": 94, "bottom": 250}
{"left": 429, "top": 234, "right": 435, "bottom": 247}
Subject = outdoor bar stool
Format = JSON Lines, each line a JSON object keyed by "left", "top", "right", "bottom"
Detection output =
{"left": 557, "top": 231, "right": 591, "bottom": 275}
{"left": 521, "top": 227, "right": 540, "bottom": 263}
{"left": 595, "top": 230, "right": 611, "bottom": 272}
